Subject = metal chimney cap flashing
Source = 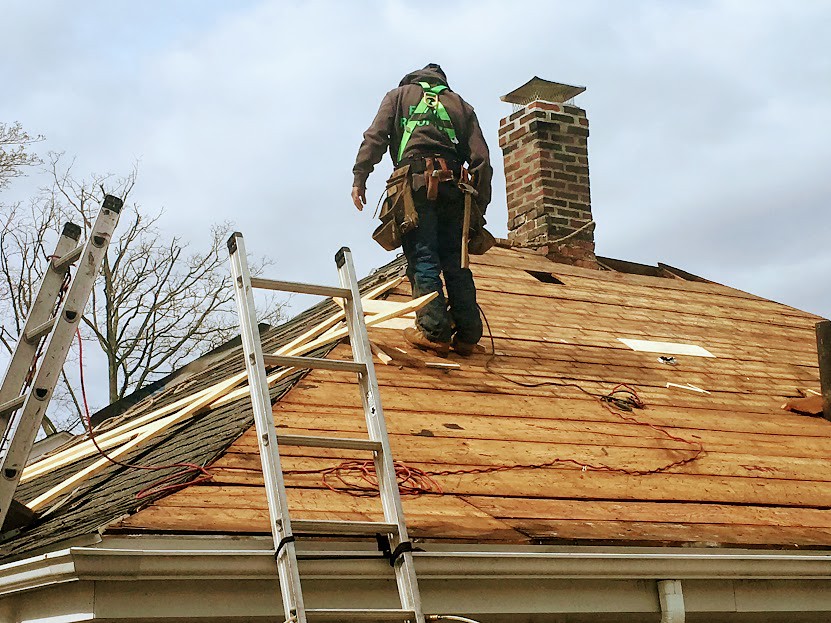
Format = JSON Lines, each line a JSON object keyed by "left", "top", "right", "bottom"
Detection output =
{"left": 501, "top": 77, "right": 586, "bottom": 106}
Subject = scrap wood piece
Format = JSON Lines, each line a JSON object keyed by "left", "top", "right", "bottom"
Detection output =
{"left": 284, "top": 290, "right": 438, "bottom": 358}
{"left": 334, "top": 294, "right": 419, "bottom": 330}
{"left": 22, "top": 277, "right": 407, "bottom": 482}
{"left": 369, "top": 340, "right": 461, "bottom": 370}
{"left": 369, "top": 341, "right": 394, "bottom": 365}
{"left": 782, "top": 395, "right": 825, "bottom": 416}
{"left": 370, "top": 340, "right": 423, "bottom": 367}
{"left": 276, "top": 277, "right": 404, "bottom": 356}
{"left": 371, "top": 316, "right": 415, "bottom": 331}
{"left": 425, "top": 361, "right": 462, "bottom": 370}
{"left": 665, "top": 382, "right": 711, "bottom": 394}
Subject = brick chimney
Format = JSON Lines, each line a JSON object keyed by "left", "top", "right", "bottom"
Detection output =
{"left": 499, "top": 77, "right": 598, "bottom": 268}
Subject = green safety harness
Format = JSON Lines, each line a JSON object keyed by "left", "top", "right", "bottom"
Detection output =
{"left": 397, "top": 82, "right": 459, "bottom": 163}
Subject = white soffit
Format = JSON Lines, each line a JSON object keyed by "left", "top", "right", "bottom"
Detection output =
{"left": 618, "top": 338, "right": 715, "bottom": 358}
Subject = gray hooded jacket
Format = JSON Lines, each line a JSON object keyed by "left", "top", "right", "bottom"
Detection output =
{"left": 352, "top": 64, "right": 493, "bottom": 210}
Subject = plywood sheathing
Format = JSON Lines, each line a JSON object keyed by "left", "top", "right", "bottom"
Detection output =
{"left": 114, "top": 247, "right": 831, "bottom": 548}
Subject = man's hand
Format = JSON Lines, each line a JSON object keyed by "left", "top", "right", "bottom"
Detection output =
{"left": 351, "top": 186, "right": 366, "bottom": 211}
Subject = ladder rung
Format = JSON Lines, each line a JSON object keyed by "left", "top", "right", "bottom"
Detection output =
{"left": 276, "top": 434, "right": 382, "bottom": 452}
{"left": 52, "top": 244, "right": 84, "bottom": 271}
{"left": 250, "top": 277, "right": 351, "bottom": 299}
{"left": 263, "top": 354, "right": 366, "bottom": 373}
{"left": 0, "top": 395, "right": 26, "bottom": 418}
{"left": 24, "top": 317, "right": 57, "bottom": 343}
{"left": 291, "top": 520, "right": 399, "bottom": 535}
{"left": 305, "top": 609, "right": 417, "bottom": 622}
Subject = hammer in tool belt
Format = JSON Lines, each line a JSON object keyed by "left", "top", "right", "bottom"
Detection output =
{"left": 458, "top": 167, "right": 477, "bottom": 269}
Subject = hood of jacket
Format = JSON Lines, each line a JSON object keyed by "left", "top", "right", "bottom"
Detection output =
{"left": 399, "top": 64, "right": 450, "bottom": 89}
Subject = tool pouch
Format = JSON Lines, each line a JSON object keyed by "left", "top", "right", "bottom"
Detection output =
{"left": 372, "top": 165, "right": 418, "bottom": 251}
{"left": 468, "top": 207, "right": 496, "bottom": 255}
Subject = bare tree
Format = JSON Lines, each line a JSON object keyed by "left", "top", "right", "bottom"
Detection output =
{"left": 0, "top": 122, "right": 44, "bottom": 189}
{"left": 0, "top": 154, "right": 286, "bottom": 430}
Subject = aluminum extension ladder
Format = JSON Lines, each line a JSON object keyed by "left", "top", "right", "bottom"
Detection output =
{"left": 0, "top": 195, "right": 123, "bottom": 531}
{"left": 228, "top": 232, "right": 425, "bottom": 623}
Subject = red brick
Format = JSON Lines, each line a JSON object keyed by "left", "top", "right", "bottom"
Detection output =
{"left": 528, "top": 101, "right": 562, "bottom": 113}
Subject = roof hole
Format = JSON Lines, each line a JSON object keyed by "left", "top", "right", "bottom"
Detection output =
{"left": 526, "top": 270, "right": 564, "bottom": 285}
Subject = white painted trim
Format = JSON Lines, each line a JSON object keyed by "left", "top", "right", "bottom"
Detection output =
{"left": 3, "top": 541, "right": 831, "bottom": 596}
{"left": 2, "top": 540, "right": 831, "bottom": 621}
{"left": 22, "top": 614, "right": 93, "bottom": 623}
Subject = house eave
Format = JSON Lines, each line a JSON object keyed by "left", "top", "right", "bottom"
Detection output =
{"left": 2, "top": 538, "right": 831, "bottom": 594}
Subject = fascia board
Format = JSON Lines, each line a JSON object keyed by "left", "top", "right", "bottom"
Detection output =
{"left": 3, "top": 545, "right": 831, "bottom": 596}
{"left": 0, "top": 549, "right": 78, "bottom": 595}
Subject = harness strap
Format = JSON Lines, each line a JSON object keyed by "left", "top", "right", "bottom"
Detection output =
{"left": 397, "top": 82, "right": 459, "bottom": 163}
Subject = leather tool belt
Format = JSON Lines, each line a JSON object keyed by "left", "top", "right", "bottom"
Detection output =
{"left": 372, "top": 157, "right": 495, "bottom": 258}
{"left": 424, "top": 157, "right": 455, "bottom": 201}
{"left": 372, "top": 164, "right": 418, "bottom": 251}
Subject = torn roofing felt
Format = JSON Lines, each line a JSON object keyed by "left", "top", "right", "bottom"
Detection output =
{"left": 0, "top": 255, "right": 408, "bottom": 563}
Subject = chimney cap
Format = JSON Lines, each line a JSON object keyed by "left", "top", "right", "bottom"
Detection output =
{"left": 501, "top": 77, "right": 586, "bottom": 106}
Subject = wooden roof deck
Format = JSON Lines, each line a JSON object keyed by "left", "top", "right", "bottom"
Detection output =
{"left": 117, "top": 247, "right": 831, "bottom": 548}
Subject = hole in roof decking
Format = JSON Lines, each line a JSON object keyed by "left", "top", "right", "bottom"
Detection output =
{"left": 526, "top": 270, "right": 565, "bottom": 285}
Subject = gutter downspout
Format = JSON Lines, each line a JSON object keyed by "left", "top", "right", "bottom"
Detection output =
{"left": 658, "top": 580, "right": 685, "bottom": 623}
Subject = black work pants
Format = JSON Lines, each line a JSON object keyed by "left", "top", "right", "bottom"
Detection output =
{"left": 401, "top": 183, "right": 483, "bottom": 345}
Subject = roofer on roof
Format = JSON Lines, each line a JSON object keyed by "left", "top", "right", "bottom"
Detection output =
{"left": 351, "top": 63, "right": 494, "bottom": 357}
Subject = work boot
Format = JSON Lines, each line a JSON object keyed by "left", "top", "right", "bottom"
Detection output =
{"left": 403, "top": 327, "right": 450, "bottom": 357}
{"left": 451, "top": 335, "right": 478, "bottom": 357}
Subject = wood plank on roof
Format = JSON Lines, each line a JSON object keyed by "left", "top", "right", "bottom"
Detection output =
{"left": 207, "top": 456, "right": 831, "bottom": 508}
{"left": 471, "top": 249, "right": 812, "bottom": 312}
{"left": 115, "top": 485, "right": 525, "bottom": 541}
{"left": 308, "top": 367, "right": 793, "bottom": 413}
{"left": 471, "top": 275, "right": 818, "bottom": 330}
{"left": 280, "top": 381, "right": 831, "bottom": 437}
{"left": 218, "top": 437, "right": 831, "bottom": 483}
{"left": 464, "top": 496, "right": 831, "bottom": 528}
{"left": 473, "top": 292, "right": 819, "bottom": 339}
{"left": 265, "top": 407, "right": 831, "bottom": 460}
{"left": 497, "top": 518, "right": 831, "bottom": 547}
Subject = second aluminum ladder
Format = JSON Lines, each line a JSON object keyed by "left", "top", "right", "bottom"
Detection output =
{"left": 228, "top": 232, "right": 425, "bottom": 623}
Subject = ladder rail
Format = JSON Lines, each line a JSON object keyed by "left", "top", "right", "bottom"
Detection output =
{"left": 0, "top": 223, "right": 81, "bottom": 438}
{"left": 227, "top": 232, "right": 307, "bottom": 623}
{"left": 228, "top": 234, "right": 425, "bottom": 623}
{"left": 0, "top": 197, "right": 122, "bottom": 529}
{"left": 336, "top": 248, "right": 425, "bottom": 623}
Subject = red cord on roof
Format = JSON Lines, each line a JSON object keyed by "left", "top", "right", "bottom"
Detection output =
{"left": 75, "top": 328, "right": 213, "bottom": 499}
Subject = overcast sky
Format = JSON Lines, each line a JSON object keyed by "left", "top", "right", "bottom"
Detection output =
{"left": 2, "top": 0, "right": 830, "bottom": 415}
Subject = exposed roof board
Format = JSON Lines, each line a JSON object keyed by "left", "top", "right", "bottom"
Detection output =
{"left": 116, "top": 248, "right": 828, "bottom": 550}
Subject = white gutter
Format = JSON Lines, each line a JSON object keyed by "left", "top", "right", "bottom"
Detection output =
{"left": 2, "top": 545, "right": 831, "bottom": 595}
